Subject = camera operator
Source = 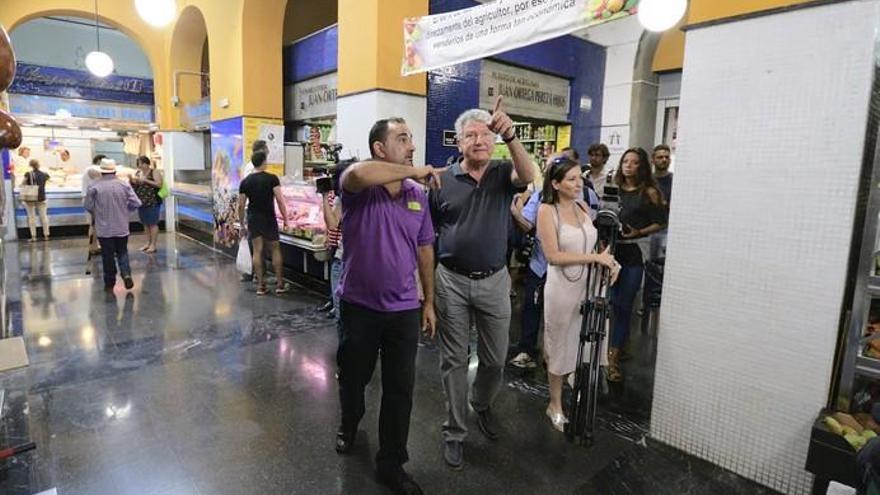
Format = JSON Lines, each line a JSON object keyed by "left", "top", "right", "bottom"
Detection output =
{"left": 535, "top": 155, "right": 618, "bottom": 432}
{"left": 607, "top": 148, "right": 667, "bottom": 382}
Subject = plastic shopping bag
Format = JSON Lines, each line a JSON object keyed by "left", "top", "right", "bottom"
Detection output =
{"left": 236, "top": 238, "right": 252, "bottom": 275}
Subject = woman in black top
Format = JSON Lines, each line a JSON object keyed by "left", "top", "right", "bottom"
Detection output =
{"left": 21, "top": 159, "right": 51, "bottom": 242}
{"left": 607, "top": 148, "right": 667, "bottom": 382}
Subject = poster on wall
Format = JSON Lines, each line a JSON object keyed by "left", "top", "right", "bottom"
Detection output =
{"left": 243, "top": 117, "right": 284, "bottom": 176}
{"left": 210, "top": 117, "right": 243, "bottom": 249}
{"left": 402, "top": 0, "right": 638, "bottom": 75}
{"left": 286, "top": 72, "right": 337, "bottom": 121}
{"left": 479, "top": 61, "right": 570, "bottom": 121}
{"left": 600, "top": 125, "right": 629, "bottom": 154}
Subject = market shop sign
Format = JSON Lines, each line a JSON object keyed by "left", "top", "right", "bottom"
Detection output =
{"left": 9, "top": 94, "right": 154, "bottom": 123}
{"left": 479, "top": 60, "right": 570, "bottom": 121}
{"left": 402, "top": 0, "right": 638, "bottom": 75}
{"left": 9, "top": 63, "right": 154, "bottom": 106}
{"left": 286, "top": 72, "right": 337, "bottom": 121}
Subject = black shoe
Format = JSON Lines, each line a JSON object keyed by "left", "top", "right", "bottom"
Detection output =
{"left": 472, "top": 404, "right": 499, "bottom": 440}
{"left": 443, "top": 440, "right": 463, "bottom": 470}
{"left": 318, "top": 301, "right": 333, "bottom": 312}
{"left": 123, "top": 277, "right": 134, "bottom": 290}
{"left": 335, "top": 429, "right": 355, "bottom": 454}
{"left": 376, "top": 467, "right": 423, "bottom": 495}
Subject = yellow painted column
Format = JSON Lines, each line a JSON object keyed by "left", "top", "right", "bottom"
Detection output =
{"left": 338, "top": 0, "right": 427, "bottom": 97}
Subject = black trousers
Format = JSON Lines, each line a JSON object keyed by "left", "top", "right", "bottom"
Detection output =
{"left": 97, "top": 236, "right": 131, "bottom": 287}
{"left": 338, "top": 300, "right": 420, "bottom": 470}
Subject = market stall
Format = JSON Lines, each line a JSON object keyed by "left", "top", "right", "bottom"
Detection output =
{"left": 279, "top": 26, "right": 340, "bottom": 286}
{"left": 10, "top": 125, "right": 147, "bottom": 236}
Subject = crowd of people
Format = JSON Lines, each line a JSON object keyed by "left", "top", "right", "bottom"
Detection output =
{"left": 13, "top": 100, "right": 671, "bottom": 494}
{"left": 319, "top": 98, "right": 672, "bottom": 495}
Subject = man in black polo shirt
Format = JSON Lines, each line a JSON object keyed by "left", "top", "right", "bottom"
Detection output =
{"left": 430, "top": 97, "right": 535, "bottom": 470}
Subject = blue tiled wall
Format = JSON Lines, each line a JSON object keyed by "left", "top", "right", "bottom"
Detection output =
{"left": 426, "top": 0, "right": 606, "bottom": 167}
{"left": 283, "top": 25, "right": 338, "bottom": 84}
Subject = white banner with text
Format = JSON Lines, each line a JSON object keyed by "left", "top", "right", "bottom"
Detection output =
{"left": 402, "top": 0, "right": 638, "bottom": 75}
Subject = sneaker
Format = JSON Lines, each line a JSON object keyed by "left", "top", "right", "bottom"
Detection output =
{"left": 509, "top": 352, "right": 537, "bottom": 369}
{"left": 123, "top": 277, "right": 134, "bottom": 290}
{"left": 443, "top": 440, "right": 463, "bottom": 470}
{"left": 376, "top": 466, "right": 424, "bottom": 495}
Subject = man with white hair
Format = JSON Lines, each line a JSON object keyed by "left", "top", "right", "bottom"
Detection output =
{"left": 84, "top": 159, "right": 142, "bottom": 292}
{"left": 430, "top": 97, "right": 535, "bottom": 470}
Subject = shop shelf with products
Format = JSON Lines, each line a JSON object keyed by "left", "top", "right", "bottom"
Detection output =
{"left": 492, "top": 120, "right": 565, "bottom": 164}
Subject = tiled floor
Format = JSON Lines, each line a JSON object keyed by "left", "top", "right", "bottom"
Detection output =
{"left": 0, "top": 234, "right": 778, "bottom": 494}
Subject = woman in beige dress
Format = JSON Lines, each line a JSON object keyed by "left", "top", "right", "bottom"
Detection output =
{"left": 536, "top": 155, "right": 619, "bottom": 432}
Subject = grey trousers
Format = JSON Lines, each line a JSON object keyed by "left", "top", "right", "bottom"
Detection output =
{"left": 436, "top": 264, "right": 511, "bottom": 442}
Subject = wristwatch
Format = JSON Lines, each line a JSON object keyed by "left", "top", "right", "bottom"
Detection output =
{"left": 502, "top": 133, "right": 517, "bottom": 144}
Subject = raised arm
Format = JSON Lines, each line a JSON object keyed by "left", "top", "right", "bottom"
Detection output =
{"left": 489, "top": 97, "right": 535, "bottom": 187}
{"left": 342, "top": 161, "right": 445, "bottom": 194}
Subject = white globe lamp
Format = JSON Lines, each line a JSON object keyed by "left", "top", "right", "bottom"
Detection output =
{"left": 86, "top": 51, "right": 114, "bottom": 77}
{"left": 638, "top": 0, "right": 688, "bottom": 32}
{"left": 135, "top": 0, "right": 177, "bottom": 28}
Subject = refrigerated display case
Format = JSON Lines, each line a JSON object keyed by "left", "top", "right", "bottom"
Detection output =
{"left": 274, "top": 180, "right": 330, "bottom": 285}
{"left": 275, "top": 181, "right": 326, "bottom": 247}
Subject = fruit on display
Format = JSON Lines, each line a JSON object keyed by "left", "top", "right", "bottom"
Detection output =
{"left": 825, "top": 412, "right": 879, "bottom": 451}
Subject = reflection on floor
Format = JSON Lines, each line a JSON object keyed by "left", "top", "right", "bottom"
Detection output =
{"left": 0, "top": 234, "right": 778, "bottom": 494}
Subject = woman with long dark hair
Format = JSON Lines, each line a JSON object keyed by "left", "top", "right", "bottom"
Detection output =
{"left": 607, "top": 147, "right": 667, "bottom": 382}
{"left": 536, "top": 155, "right": 618, "bottom": 431}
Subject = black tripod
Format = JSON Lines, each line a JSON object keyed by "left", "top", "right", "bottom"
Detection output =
{"left": 566, "top": 209, "right": 620, "bottom": 446}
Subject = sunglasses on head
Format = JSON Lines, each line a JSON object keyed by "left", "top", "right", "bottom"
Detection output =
{"left": 548, "top": 156, "right": 573, "bottom": 174}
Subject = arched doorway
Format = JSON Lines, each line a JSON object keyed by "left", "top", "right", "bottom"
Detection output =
{"left": 165, "top": 5, "right": 214, "bottom": 245}
{"left": 168, "top": 5, "right": 209, "bottom": 131}
{"left": 6, "top": 15, "right": 157, "bottom": 237}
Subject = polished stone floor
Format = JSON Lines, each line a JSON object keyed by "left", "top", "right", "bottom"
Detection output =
{"left": 0, "top": 234, "right": 778, "bottom": 494}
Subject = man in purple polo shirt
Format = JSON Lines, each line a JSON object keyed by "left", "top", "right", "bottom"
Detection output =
{"left": 84, "top": 159, "right": 142, "bottom": 291}
{"left": 335, "top": 117, "right": 443, "bottom": 495}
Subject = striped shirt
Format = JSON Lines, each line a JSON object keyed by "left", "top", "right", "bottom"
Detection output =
{"left": 325, "top": 192, "right": 342, "bottom": 249}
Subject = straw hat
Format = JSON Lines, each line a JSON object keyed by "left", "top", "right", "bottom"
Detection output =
{"left": 99, "top": 158, "right": 117, "bottom": 174}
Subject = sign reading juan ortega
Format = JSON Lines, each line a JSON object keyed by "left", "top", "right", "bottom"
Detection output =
{"left": 286, "top": 72, "right": 338, "bottom": 121}
{"left": 479, "top": 61, "right": 570, "bottom": 121}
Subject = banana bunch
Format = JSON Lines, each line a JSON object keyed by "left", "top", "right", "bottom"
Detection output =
{"left": 825, "top": 412, "right": 878, "bottom": 451}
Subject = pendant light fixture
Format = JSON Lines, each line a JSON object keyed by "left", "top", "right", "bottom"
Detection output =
{"left": 85, "top": 0, "right": 114, "bottom": 77}
{"left": 637, "top": 0, "right": 688, "bottom": 32}
{"left": 135, "top": 0, "right": 177, "bottom": 28}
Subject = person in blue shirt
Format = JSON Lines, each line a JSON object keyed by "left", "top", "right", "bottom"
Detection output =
{"left": 509, "top": 150, "right": 592, "bottom": 369}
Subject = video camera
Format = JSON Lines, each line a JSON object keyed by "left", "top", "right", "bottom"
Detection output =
{"left": 321, "top": 143, "right": 344, "bottom": 164}
{"left": 596, "top": 169, "right": 621, "bottom": 245}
